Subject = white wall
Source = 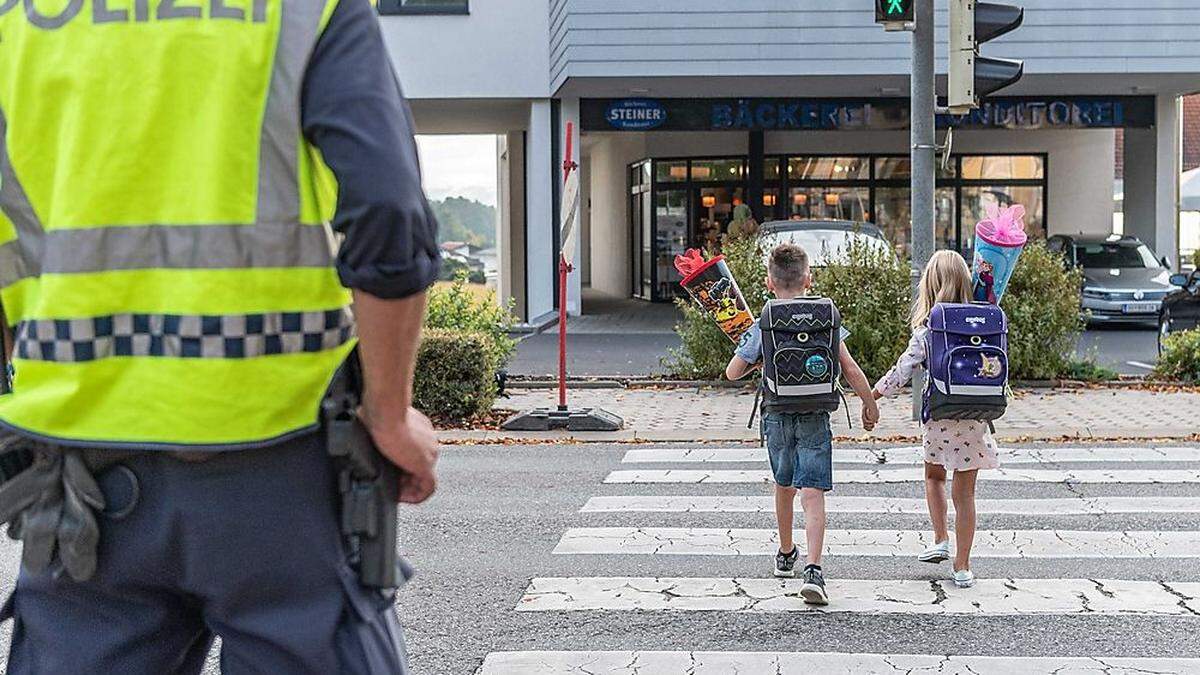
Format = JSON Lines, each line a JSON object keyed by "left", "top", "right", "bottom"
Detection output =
{"left": 380, "top": 0, "right": 551, "bottom": 99}
{"left": 587, "top": 134, "right": 646, "bottom": 297}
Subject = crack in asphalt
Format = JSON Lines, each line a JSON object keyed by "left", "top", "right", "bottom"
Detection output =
{"left": 1158, "top": 580, "right": 1200, "bottom": 617}
{"left": 1090, "top": 578, "right": 1117, "bottom": 600}
{"left": 929, "top": 580, "right": 949, "bottom": 605}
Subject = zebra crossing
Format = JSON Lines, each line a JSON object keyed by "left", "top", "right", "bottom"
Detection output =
{"left": 477, "top": 444, "right": 1200, "bottom": 675}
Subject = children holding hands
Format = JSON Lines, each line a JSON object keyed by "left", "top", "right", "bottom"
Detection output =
{"left": 730, "top": 244, "right": 999, "bottom": 601}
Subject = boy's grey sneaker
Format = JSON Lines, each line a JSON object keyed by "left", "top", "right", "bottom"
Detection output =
{"left": 773, "top": 547, "right": 799, "bottom": 578}
{"left": 800, "top": 564, "right": 829, "bottom": 605}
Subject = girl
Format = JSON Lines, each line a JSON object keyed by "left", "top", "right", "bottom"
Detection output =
{"left": 872, "top": 250, "right": 999, "bottom": 589}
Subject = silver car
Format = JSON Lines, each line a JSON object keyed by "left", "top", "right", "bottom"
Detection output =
{"left": 1047, "top": 234, "right": 1174, "bottom": 324}
{"left": 758, "top": 220, "right": 896, "bottom": 268}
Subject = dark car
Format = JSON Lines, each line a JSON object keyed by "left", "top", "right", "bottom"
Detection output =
{"left": 1159, "top": 270, "right": 1200, "bottom": 353}
{"left": 1047, "top": 234, "right": 1174, "bottom": 325}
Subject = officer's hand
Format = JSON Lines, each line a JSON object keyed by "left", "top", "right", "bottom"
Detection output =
{"left": 362, "top": 406, "right": 439, "bottom": 504}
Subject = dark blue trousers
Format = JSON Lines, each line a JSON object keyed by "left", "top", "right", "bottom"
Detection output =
{"left": 3, "top": 433, "right": 408, "bottom": 674}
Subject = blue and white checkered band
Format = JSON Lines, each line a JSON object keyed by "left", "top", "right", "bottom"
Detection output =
{"left": 15, "top": 309, "right": 355, "bottom": 362}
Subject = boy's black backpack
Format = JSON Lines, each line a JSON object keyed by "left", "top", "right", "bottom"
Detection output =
{"left": 759, "top": 298, "right": 842, "bottom": 414}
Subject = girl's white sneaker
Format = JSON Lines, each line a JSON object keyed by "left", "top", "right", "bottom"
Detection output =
{"left": 918, "top": 540, "right": 951, "bottom": 564}
{"left": 952, "top": 569, "right": 976, "bottom": 588}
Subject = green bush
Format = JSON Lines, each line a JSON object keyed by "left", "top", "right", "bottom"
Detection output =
{"left": 413, "top": 330, "right": 497, "bottom": 420}
{"left": 425, "top": 274, "right": 517, "bottom": 369}
{"left": 1153, "top": 329, "right": 1200, "bottom": 382}
{"left": 1000, "top": 243, "right": 1085, "bottom": 380}
{"left": 664, "top": 237, "right": 768, "bottom": 379}
{"left": 418, "top": 275, "right": 516, "bottom": 420}
{"left": 813, "top": 238, "right": 911, "bottom": 381}
{"left": 1062, "top": 357, "right": 1118, "bottom": 383}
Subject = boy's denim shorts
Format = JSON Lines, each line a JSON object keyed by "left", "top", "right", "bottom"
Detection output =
{"left": 761, "top": 411, "right": 834, "bottom": 491}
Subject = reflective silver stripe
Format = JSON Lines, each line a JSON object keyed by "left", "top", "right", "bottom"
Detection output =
{"left": 775, "top": 383, "right": 836, "bottom": 397}
{"left": 257, "top": 0, "right": 325, "bottom": 225}
{"left": 0, "top": 223, "right": 336, "bottom": 287}
{"left": 40, "top": 223, "right": 336, "bottom": 272}
{"left": 0, "top": 107, "right": 44, "bottom": 286}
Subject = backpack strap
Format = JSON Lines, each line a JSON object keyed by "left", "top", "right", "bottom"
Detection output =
{"left": 838, "top": 388, "right": 852, "bottom": 430}
{"left": 747, "top": 385, "right": 761, "bottom": 430}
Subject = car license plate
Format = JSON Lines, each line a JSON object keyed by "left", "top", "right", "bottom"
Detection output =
{"left": 1122, "top": 302, "right": 1157, "bottom": 314}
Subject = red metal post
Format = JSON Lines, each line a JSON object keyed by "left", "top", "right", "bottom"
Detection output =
{"left": 557, "top": 256, "right": 568, "bottom": 410}
{"left": 558, "top": 122, "right": 576, "bottom": 411}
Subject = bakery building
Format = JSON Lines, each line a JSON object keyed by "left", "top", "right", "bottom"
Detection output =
{"left": 379, "top": 0, "right": 1199, "bottom": 319}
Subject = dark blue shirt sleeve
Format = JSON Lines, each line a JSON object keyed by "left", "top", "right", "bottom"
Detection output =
{"left": 301, "top": 0, "right": 440, "bottom": 299}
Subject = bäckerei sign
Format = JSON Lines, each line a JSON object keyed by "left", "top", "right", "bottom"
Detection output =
{"left": 582, "top": 97, "right": 1154, "bottom": 132}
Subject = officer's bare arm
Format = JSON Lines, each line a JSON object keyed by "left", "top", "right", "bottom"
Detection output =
{"left": 355, "top": 290, "right": 425, "bottom": 419}
{"left": 354, "top": 290, "right": 439, "bottom": 504}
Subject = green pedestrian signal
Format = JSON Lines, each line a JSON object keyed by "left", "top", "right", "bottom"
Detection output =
{"left": 875, "top": 0, "right": 914, "bottom": 29}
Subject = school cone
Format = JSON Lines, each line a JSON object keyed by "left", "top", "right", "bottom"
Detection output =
{"left": 502, "top": 122, "right": 622, "bottom": 432}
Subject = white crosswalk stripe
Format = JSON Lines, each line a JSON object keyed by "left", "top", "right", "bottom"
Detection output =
{"left": 580, "top": 495, "right": 1200, "bottom": 515}
{"left": 605, "top": 468, "right": 1200, "bottom": 484}
{"left": 518, "top": 577, "right": 1200, "bottom": 615}
{"left": 481, "top": 443, "right": 1200, "bottom": 674}
{"left": 553, "top": 527, "right": 1200, "bottom": 558}
{"left": 621, "top": 446, "right": 1200, "bottom": 464}
{"left": 478, "top": 651, "right": 1200, "bottom": 675}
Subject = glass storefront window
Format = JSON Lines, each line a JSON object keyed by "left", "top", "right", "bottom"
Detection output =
{"left": 875, "top": 156, "right": 956, "bottom": 180}
{"left": 764, "top": 159, "right": 782, "bottom": 181}
{"left": 961, "top": 155, "right": 1044, "bottom": 180}
{"left": 656, "top": 190, "right": 689, "bottom": 299}
{"left": 691, "top": 158, "right": 744, "bottom": 181}
{"left": 874, "top": 188, "right": 957, "bottom": 256}
{"left": 655, "top": 160, "right": 687, "bottom": 183}
{"left": 961, "top": 186, "right": 1046, "bottom": 246}
{"left": 788, "top": 187, "right": 869, "bottom": 222}
{"left": 695, "top": 187, "right": 745, "bottom": 252}
{"left": 788, "top": 157, "right": 869, "bottom": 181}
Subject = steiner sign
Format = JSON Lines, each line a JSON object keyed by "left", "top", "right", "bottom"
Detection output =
{"left": 604, "top": 99, "right": 667, "bottom": 131}
{"left": 582, "top": 96, "right": 1155, "bottom": 132}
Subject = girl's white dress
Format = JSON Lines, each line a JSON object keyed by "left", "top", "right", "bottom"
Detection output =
{"left": 875, "top": 327, "right": 1000, "bottom": 472}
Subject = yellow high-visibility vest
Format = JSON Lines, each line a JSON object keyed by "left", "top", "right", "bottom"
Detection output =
{"left": 0, "top": 0, "right": 355, "bottom": 449}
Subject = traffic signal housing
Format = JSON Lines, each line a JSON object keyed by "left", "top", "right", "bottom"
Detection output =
{"left": 875, "top": 0, "right": 914, "bottom": 31}
{"left": 948, "top": 1, "right": 1025, "bottom": 113}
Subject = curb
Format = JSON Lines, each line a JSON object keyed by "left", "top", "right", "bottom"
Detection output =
{"left": 438, "top": 427, "right": 1200, "bottom": 445}
{"left": 503, "top": 378, "right": 1190, "bottom": 391}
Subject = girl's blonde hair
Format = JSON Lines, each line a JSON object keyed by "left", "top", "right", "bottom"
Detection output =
{"left": 911, "top": 250, "right": 973, "bottom": 329}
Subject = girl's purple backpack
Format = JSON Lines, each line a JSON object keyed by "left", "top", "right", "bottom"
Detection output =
{"left": 923, "top": 302, "right": 1009, "bottom": 422}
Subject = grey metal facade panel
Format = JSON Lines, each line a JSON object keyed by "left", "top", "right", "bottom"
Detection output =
{"left": 550, "top": 1, "right": 1200, "bottom": 90}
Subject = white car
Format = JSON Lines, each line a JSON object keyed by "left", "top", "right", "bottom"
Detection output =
{"left": 758, "top": 219, "right": 895, "bottom": 267}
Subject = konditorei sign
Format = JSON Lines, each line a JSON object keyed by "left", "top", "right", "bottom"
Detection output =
{"left": 582, "top": 96, "right": 1154, "bottom": 132}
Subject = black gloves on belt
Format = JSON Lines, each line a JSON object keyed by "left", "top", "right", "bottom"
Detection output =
{"left": 0, "top": 435, "right": 106, "bottom": 583}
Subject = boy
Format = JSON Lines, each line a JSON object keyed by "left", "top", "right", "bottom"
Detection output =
{"left": 726, "top": 243, "right": 879, "bottom": 605}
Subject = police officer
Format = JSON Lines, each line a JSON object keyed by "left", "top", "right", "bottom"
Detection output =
{"left": 0, "top": 0, "right": 440, "bottom": 671}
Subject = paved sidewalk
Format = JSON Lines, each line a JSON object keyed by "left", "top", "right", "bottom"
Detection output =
{"left": 442, "top": 386, "right": 1200, "bottom": 443}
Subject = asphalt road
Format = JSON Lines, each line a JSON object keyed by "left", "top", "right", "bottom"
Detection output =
{"left": 410, "top": 443, "right": 1200, "bottom": 673}
{"left": 512, "top": 326, "right": 1161, "bottom": 378}
{"left": 0, "top": 442, "right": 1197, "bottom": 673}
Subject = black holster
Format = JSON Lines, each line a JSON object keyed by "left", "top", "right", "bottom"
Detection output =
{"left": 322, "top": 350, "right": 401, "bottom": 589}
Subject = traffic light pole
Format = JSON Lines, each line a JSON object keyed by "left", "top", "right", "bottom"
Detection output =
{"left": 910, "top": 0, "right": 935, "bottom": 420}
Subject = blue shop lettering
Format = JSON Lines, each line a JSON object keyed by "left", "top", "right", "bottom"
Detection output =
{"left": 711, "top": 101, "right": 870, "bottom": 130}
